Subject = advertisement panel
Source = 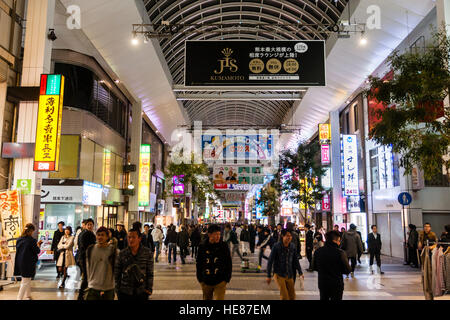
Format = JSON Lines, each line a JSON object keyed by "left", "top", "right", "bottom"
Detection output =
{"left": 319, "top": 123, "right": 330, "bottom": 144}
{"left": 213, "top": 165, "right": 264, "bottom": 190}
{"left": 0, "top": 190, "right": 22, "bottom": 251}
{"left": 38, "top": 230, "right": 55, "bottom": 260}
{"left": 34, "top": 74, "right": 64, "bottom": 172}
{"left": 173, "top": 175, "right": 185, "bottom": 195}
{"left": 321, "top": 145, "right": 331, "bottom": 165}
{"left": 82, "top": 181, "right": 103, "bottom": 206}
{"left": 342, "top": 135, "right": 359, "bottom": 196}
{"left": 138, "top": 144, "right": 151, "bottom": 207}
{"left": 322, "top": 194, "right": 331, "bottom": 212}
{"left": 185, "top": 40, "right": 326, "bottom": 86}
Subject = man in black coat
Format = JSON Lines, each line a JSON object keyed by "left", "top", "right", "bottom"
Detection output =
{"left": 405, "top": 224, "right": 419, "bottom": 268}
{"left": 114, "top": 222, "right": 128, "bottom": 250}
{"left": 196, "top": 224, "right": 232, "bottom": 300}
{"left": 51, "top": 221, "right": 65, "bottom": 278}
{"left": 177, "top": 225, "right": 190, "bottom": 264}
{"left": 76, "top": 218, "right": 97, "bottom": 300}
{"left": 312, "top": 231, "right": 351, "bottom": 301}
{"left": 305, "top": 224, "right": 314, "bottom": 271}
{"left": 249, "top": 224, "right": 257, "bottom": 254}
{"left": 367, "top": 225, "right": 384, "bottom": 274}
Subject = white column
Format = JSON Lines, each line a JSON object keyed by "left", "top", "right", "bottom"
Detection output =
{"left": 13, "top": 0, "right": 55, "bottom": 227}
{"left": 127, "top": 101, "right": 142, "bottom": 229}
{"left": 330, "top": 110, "right": 342, "bottom": 217}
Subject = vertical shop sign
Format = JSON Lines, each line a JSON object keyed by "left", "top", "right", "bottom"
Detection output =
{"left": 34, "top": 74, "right": 64, "bottom": 171}
{"left": 319, "top": 123, "right": 331, "bottom": 144}
{"left": 138, "top": 144, "right": 151, "bottom": 207}
{"left": 342, "top": 135, "right": 359, "bottom": 196}
{"left": 322, "top": 194, "right": 331, "bottom": 211}
{"left": 103, "top": 149, "right": 111, "bottom": 186}
{"left": 0, "top": 190, "right": 23, "bottom": 252}
{"left": 321, "top": 145, "right": 331, "bottom": 165}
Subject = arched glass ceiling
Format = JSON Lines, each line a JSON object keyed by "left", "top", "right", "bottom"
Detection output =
{"left": 142, "top": 0, "right": 349, "bottom": 127}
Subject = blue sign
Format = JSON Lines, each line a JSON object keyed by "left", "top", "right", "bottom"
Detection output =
{"left": 398, "top": 192, "right": 412, "bottom": 206}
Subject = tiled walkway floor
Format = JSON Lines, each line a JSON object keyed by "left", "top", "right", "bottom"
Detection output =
{"left": 0, "top": 251, "right": 449, "bottom": 300}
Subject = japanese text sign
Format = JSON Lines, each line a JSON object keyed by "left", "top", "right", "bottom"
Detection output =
{"left": 0, "top": 190, "right": 22, "bottom": 252}
{"left": 138, "top": 144, "right": 151, "bottom": 207}
{"left": 34, "top": 74, "right": 64, "bottom": 171}
{"left": 321, "top": 145, "right": 331, "bottom": 165}
{"left": 342, "top": 135, "right": 359, "bottom": 196}
{"left": 319, "top": 123, "right": 330, "bottom": 144}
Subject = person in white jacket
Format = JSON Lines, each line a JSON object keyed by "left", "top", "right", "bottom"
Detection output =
{"left": 57, "top": 226, "right": 75, "bottom": 289}
{"left": 151, "top": 225, "right": 164, "bottom": 262}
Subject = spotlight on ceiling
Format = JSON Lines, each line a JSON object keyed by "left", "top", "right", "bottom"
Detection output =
{"left": 131, "top": 32, "right": 139, "bottom": 45}
{"left": 359, "top": 33, "right": 368, "bottom": 46}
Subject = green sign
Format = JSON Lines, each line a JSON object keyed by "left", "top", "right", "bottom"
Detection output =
{"left": 17, "top": 179, "right": 32, "bottom": 194}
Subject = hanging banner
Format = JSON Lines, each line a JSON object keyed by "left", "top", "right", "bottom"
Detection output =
{"left": 0, "top": 190, "right": 23, "bottom": 252}
{"left": 319, "top": 123, "right": 331, "bottom": 144}
{"left": 342, "top": 135, "right": 359, "bottom": 196}
{"left": 138, "top": 144, "right": 151, "bottom": 207}
{"left": 173, "top": 175, "right": 185, "bottom": 195}
{"left": 34, "top": 74, "right": 64, "bottom": 172}
{"left": 185, "top": 40, "right": 326, "bottom": 87}
{"left": 321, "top": 145, "right": 331, "bottom": 165}
{"left": 322, "top": 194, "right": 331, "bottom": 212}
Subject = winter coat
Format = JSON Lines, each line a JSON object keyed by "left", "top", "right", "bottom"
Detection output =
{"left": 305, "top": 230, "right": 314, "bottom": 250}
{"left": 312, "top": 242, "right": 351, "bottom": 289}
{"left": 14, "top": 236, "right": 40, "bottom": 278}
{"left": 151, "top": 228, "right": 164, "bottom": 243}
{"left": 341, "top": 230, "right": 363, "bottom": 258}
{"left": 165, "top": 229, "right": 178, "bottom": 245}
{"left": 190, "top": 229, "right": 201, "bottom": 246}
{"left": 227, "top": 230, "right": 239, "bottom": 245}
{"left": 115, "top": 245, "right": 154, "bottom": 296}
{"left": 408, "top": 229, "right": 419, "bottom": 248}
{"left": 51, "top": 229, "right": 64, "bottom": 260}
{"left": 267, "top": 242, "right": 302, "bottom": 279}
{"left": 114, "top": 230, "right": 128, "bottom": 250}
{"left": 177, "top": 230, "right": 189, "bottom": 247}
{"left": 240, "top": 230, "right": 250, "bottom": 242}
{"left": 196, "top": 240, "right": 232, "bottom": 286}
{"left": 56, "top": 235, "right": 75, "bottom": 267}
{"left": 142, "top": 233, "right": 155, "bottom": 252}
{"left": 77, "top": 230, "right": 97, "bottom": 268}
{"left": 367, "top": 232, "right": 382, "bottom": 253}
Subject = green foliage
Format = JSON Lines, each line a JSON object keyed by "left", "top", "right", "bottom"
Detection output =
{"left": 365, "top": 29, "right": 450, "bottom": 179}
{"left": 279, "top": 141, "right": 326, "bottom": 220}
{"left": 257, "top": 177, "right": 281, "bottom": 218}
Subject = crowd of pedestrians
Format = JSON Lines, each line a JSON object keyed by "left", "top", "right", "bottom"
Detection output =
{"left": 12, "top": 218, "right": 450, "bottom": 301}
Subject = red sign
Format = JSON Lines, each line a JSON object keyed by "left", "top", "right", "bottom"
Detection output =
{"left": 322, "top": 194, "right": 331, "bottom": 211}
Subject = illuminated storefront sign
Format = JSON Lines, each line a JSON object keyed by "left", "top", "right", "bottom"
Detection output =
{"left": 281, "top": 207, "right": 293, "bottom": 216}
{"left": 319, "top": 123, "right": 330, "bottom": 144}
{"left": 321, "top": 145, "right": 330, "bottom": 165}
{"left": 342, "top": 135, "right": 359, "bottom": 196}
{"left": 0, "top": 190, "right": 22, "bottom": 252}
{"left": 103, "top": 149, "right": 111, "bottom": 186}
{"left": 34, "top": 74, "right": 65, "bottom": 172}
{"left": 322, "top": 167, "right": 332, "bottom": 189}
{"left": 173, "top": 175, "right": 185, "bottom": 195}
{"left": 322, "top": 194, "right": 331, "bottom": 212}
{"left": 138, "top": 144, "right": 151, "bottom": 207}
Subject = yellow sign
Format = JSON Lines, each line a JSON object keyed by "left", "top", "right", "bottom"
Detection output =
{"left": 0, "top": 190, "right": 22, "bottom": 252}
{"left": 34, "top": 74, "right": 64, "bottom": 171}
{"left": 319, "top": 123, "right": 331, "bottom": 144}
{"left": 103, "top": 149, "right": 111, "bottom": 186}
{"left": 138, "top": 145, "right": 151, "bottom": 207}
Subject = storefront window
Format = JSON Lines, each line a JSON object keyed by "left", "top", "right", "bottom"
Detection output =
{"left": 370, "top": 146, "right": 400, "bottom": 190}
{"left": 45, "top": 204, "right": 97, "bottom": 230}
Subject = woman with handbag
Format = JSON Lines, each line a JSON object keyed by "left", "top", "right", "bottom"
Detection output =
{"left": 57, "top": 226, "right": 75, "bottom": 289}
{"left": 14, "top": 223, "right": 43, "bottom": 300}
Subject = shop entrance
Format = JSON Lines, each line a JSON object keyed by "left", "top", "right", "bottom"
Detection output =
{"left": 101, "top": 206, "right": 118, "bottom": 228}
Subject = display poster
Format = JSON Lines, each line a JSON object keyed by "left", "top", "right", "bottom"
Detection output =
{"left": 213, "top": 165, "right": 265, "bottom": 190}
{"left": 321, "top": 144, "right": 331, "bottom": 165}
{"left": 0, "top": 190, "right": 22, "bottom": 252}
{"left": 173, "top": 175, "right": 185, "bottom": 195}
{"left": 0, "top": 236, "right": 11, "bottom": 262}
{"left": 138, "top": 144, "right": 151, "bottom": 207}
{"left": 38, "top": 230, "right": 55, "bottom": 260}
{"left": 185, "top": 40, "right": 326, "bottom": 86}
{"left": 319, "top": 123, "right": 331, "bottom": 144}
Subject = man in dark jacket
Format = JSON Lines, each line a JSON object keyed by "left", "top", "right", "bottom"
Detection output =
{"left": 114, "top": 222, "right": 128, "bottom": 250}
{"left": 166, "top": 225, "right": 178, "bottom": 264}
{"left": 249, "top": 224, "right": 257, "bottom": 253}
{"left": 77, "top": 218, "right": 96, "bottom": 300}
{"left": 51, "top": 221, "right": 65, "bottom": 278}
{"left": 115, "top": 228, "right": 153, "bottom": 300}
{"left": 273, "top": 224, "right": 283, "bottom": 243}
{"left": 240, "top": 225, "right": 251, "bottom": 256}
{"left": 405, "top": 224, "right": 419, "bottom": 268}
{"left": 224, "top": 224, "right": 244, "bottom": 261}
{"left": 142, "top": 224, "right": 155, "bottom": 252}
{"left": 190, "top": 226, "right": 201, "bottom": 259}
{"left": 257, "top": 228, "right": 274, "bottom": 269}
{"left": 305, "top": 224, "right": 314, "bottom": 271}
{"left": 196, "top": 224, "right": 232, "bottom": 300}
{"left": 341, "top": 224, "right": 363, "bottom": 278}
{"left": 367, "top": 225, "right": 384, "bottom": 274}
{"left": 177, "top": 225, "right": 190, "bottom": 264}
{"left": 312, "top": 230, "right": 351, "bottom": 300}
{"left": 266, "top": 229, "right": 303, "bottom": 300}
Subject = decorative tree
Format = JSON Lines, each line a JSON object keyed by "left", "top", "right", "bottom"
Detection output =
{"left": 280, "top": 141, "right": 325, "bottom": 226}
{"left": 365, "top": 29, "right": 450, "bottom": 181}
{"left": 257, "top": 175, "right": 281, "bottom": 227}
{"left": 164, "top": 151, "right": 216, "bottom": 225}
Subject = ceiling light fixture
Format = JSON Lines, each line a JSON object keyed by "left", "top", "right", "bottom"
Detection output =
{"left": 359, "top": 33, "right": 368, "bottom": 46}
{"left": 131, "top": 32, "right": 139, "bottom": 45}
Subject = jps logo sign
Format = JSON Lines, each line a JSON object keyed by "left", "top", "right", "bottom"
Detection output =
{"left": 214, "top": 48, "right": 238, "bottom": 74}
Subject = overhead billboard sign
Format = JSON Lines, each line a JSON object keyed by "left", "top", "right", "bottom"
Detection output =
{"left": 213, "top": 165, "right": 265, "bottom": 190}
{"left": 34, "top": 74, "right": 64, "bottom": 172}
{"left": 138, "top": 144, "right": 151, "bottom": 207}
{"left": 173, "top": 175, "right": 185, "bottom": 195}
{"left": 185, "top": 40, "right": 326, "bottom": 87}
{"left": 319, "top": 123, "right": 331, "bottom": 144}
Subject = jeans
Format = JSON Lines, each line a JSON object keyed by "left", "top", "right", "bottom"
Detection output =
{"left": 258, "top": 248, "right": 269, "bottom": 266}
{"left": 306, "top": 248, "right": 313, "bottom": 268}
{"left": 180, "top": 246, "right": 189, "bottom": 263}
{"left": 168, "top": 243, "right": 177, "bottom": 263}
{"left": 191, "top": 246, "right": 198, "bottom": 259}
{"left": 17, "top": 277, "right": 32, "bottom": 300}
{"left": 154, "top": 242, "right": 161, "bottom": 262}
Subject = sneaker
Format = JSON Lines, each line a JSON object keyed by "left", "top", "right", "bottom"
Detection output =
{"left": 351, "top": 272, "right": 354, "bottom": 278}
